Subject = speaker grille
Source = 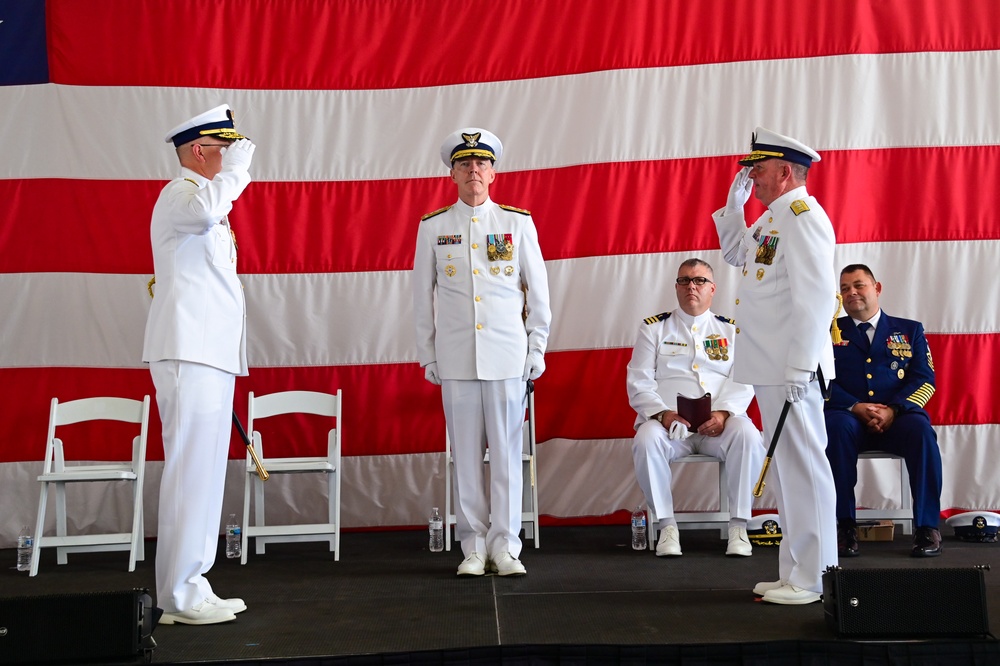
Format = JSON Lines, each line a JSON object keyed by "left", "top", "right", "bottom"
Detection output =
{"left": 0, "top": 589, "right": 149, "bottom": 665}
{"left": 824, "top": 567, "right": 989, "bottom": 637}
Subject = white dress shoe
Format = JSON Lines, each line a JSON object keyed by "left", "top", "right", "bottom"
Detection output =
{"left": 725, "top": 526, "right": 752, "bottom": 557}
{"left": 752, "top": 579, "right": 786, "bottom": 596}
{"left": 207, "top": 593, "right": 247, "bottom": 614}
{"left": 761, "top": 583, "right": 822, "bottom": 605}
{"left": 655, "top": 526, "right": 682, "bottom": 557}
{"left": 159, "top": 601, "right": 237, "bottom": 626}
{"left": 491, "top": 551, "right": 526, "bottom": 576}
{"left": 457, "top": 552, "right": 486, "bottom": 576}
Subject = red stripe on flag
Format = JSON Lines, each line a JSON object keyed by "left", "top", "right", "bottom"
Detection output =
{"left": 0, "top": 333, "right": 993, "bottom": 463}
{"left": 3, "top": 147, "right": 999, "bottom": 275}
{"left": 45, "top": 0, "right": 1000, "bottom": 89}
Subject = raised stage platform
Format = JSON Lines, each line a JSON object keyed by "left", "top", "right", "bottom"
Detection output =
{"left": 2, "top": 524, "right": 998, "bottom": 665}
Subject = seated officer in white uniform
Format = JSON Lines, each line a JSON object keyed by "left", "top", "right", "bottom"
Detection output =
{"left": 144, "top": 105, "right": 255, "bottom": 625}
{"left": 628, "top": 258, "right": 763, "bottom": 557}
{"left": 413, "top": 128, "right": 551, "bottom": 577}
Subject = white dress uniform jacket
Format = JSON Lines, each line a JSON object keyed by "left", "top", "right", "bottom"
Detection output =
{"left": 413, "top": 197, "right": 550, "bottom": 379}
{"left": 627, "top": 309, "right": 753, "bottom": 427}
{"left": 143, "top": 166, "right": 249, "bottom": 375}
{"left": 713, "top": 186, "right": 837, "bottom": 386}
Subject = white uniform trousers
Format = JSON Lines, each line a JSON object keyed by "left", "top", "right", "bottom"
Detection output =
{"left": 755, "top": 384, "right": 838, "bottom": 593}
{"left": 151, "top": 360, "right": 235, "bottom": 613}
{"left": 442, "top": 378, "right": 525, "bottom": 560}
{"left": 632, "top": 414, "right": 762, "bottom": 524}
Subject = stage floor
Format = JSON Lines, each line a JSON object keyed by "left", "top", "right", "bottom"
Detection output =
{"left": 3, "top": 524, "right": 999, "bottom": 664}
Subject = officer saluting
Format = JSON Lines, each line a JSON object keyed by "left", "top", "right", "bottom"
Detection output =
{"left": 144, "top": 105, "right": 255, "bottom": 625}
{"left": 713, "top": 128, "right": 839, "bottom": 605}
{"left": 412, "top": 128, "right": 551, "bottom": 577}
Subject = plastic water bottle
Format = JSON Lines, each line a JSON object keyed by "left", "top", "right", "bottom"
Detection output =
{"left": 225, "top": 514, "right": 241, "bottom": 559}
{"left": 631, "top": 507, "right": 647, "bottom": 551}
{"left": 17, "top": 525, "right": 33, "bottom": 572}
{"left": 428, "top": 507, "right": 444, "bottom": 553}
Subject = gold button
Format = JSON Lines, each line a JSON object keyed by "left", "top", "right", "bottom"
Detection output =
{"left": 868, "top": 390, "right": 874, "bottom": 396}
{"left": 476, "top": 324, "right": 483, "bottom": 330}
{"left": 866, "top": 374, "right": 872, "bottom": 379}
{"left": 471, "top": 217, "right": 479, "bottom": 223}
{"left": 693, "top": 364, "right": 699, "bottom": 370}
{"left": 692, "top": 326, "right": 698, "bottom": 332}
{"left": 736, "top": 327, "right": 740, "bottom": 334}
{"left": 473, "top": 269, "right": 479, "bottom": 275}
{"left": 472, "top": 243, "right": 479, "bottom": 249}
{"left": 475, "top": 296, "right": 481, "bottom": 302}
{"left": 866, "top": 358, "right": 872, "bottom": 364}
{"left": 768, "top": 217, "right": 773, "bottom": 223}
{"left": 447, "top": 254, "right": 452, "bottom": 259}
{"left": 735, "top": 298, "right": 740, "bottom": 305}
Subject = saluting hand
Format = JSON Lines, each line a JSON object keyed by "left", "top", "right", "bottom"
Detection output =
{"left": 725, "top": 167, "right": 752, "bottom": 212}
{"left": 222, "top": 138, "right": 256, "bottom": 173}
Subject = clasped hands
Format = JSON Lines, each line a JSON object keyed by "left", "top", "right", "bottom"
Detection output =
{"left": 851, "top": 402, "right": 897, "bottom": 433}
{"left": 657, "top": 410, "right": 727, "bottom": 440}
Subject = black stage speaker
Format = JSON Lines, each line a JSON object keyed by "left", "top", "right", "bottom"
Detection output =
{"left": 823, "top": 565, "right": 990, "bottom": 638}
{"left": 0, "top": 588, "right": 155, "bottom": 665}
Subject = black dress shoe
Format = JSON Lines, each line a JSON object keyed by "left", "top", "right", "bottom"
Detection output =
{"left": 911, "top": 526, "right": 943, "bottom": 557}
{"left": 838, "top": 526, "right": 860, "bottom": 557}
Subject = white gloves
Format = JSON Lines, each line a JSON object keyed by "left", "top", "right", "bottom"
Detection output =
{"left": 221, "top": 138, "right": 255, "bottom": 173}
{"left": 725, "top": 167, "right": 753, "bottom": 212}
{"left": 522, "top": 350, "right": 545, "bottom": 382}
{"left": 423, "top": 362, "right": 441, "bottom": 386}
{"left": 667, "top": 420, "right": 690, "bottom": 440}
{"left": 785, "top": 367, "right": 812, "bottom": 403}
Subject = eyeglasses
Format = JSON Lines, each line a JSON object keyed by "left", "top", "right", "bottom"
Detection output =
{"left": 675, "top": 276, "right": 713, "bottom": 286}
{"left": 195, "top": 143, "right": 230, "bottom": 149}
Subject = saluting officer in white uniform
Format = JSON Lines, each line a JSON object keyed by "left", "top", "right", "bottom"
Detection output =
{"left": 628, "top": 258, "right": 763, "bottom": 558}
{"left": 143, "top": 105, "right": 255, "bottom": 625}
{"left": 413, "top": 128, "right": 551, "bottom": 577}
{"left": 713, "top": 128, "right": 839, "bottom": 605}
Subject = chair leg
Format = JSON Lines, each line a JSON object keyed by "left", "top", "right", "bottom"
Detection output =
{"left": 55, "top": 483, "right": 68, "bottom": 565}
{"left": 30, "top": 482, "right": 48, "bottom": 577}
{"left": 241, "top": 469, "right": 252, "bottom": 565}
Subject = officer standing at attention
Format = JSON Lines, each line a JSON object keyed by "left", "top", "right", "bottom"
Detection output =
{"left": 413, "top": 128, "right": 551, "bottom": 577}
{"left": 628, "top": 258, "right": 764, "bottom": 558}
{"left": 825, "top": 263, "right": 942, "bottom": 558}
{"left": 713, "top": 128, "right": 839, "bottom": 605}
{"left": 144, "top": 105, "right": 255, "bottom": 625}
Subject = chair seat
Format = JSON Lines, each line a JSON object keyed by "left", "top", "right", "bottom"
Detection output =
{"left": 38, "top": 470, "right": 137, "bottom": 482}
{"left": 254, "top": 458, "right": 336, "bottom": 474}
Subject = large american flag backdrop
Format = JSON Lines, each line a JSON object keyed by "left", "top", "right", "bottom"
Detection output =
{"left": 1, "top": 0, "right": 998, "bottom": 547}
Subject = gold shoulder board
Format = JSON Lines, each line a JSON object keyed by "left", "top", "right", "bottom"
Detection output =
{"left": 421, "top": 205, "right": 453, "bottom": 221}
{"left": 498, "top": 204, "right": 531, "bottom": 216}
{"left": 714, "top": 314, "right": 736, "bottom": 325}
{"left": 644, "top": 312, "right": 670, "bottom": 325}
{"left": 790, "top": 199, "right": 810, "bottom": 216}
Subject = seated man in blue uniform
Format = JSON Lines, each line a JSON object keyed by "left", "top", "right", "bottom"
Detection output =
{"left": 824, "top": 264, "right": 943, "bottom": 558}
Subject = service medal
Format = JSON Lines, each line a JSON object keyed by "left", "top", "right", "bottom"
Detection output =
{"left": 444, "top": 265, "right": 456, "bottom": 277}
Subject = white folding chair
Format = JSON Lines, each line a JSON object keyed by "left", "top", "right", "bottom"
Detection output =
{"left": 30, "top": 395, "right": 151, "bottom": 576}
{"left": 241, "top": 390, "right": 341, "bottom": 563}
{"left": 856, "top": 450, "right": 913, "bottom": 535}
{"left": 444, "top": 387, "right": 539, "bottom": 551}
{"left": 646, "top": 453, "right": 730, "bottom": 550}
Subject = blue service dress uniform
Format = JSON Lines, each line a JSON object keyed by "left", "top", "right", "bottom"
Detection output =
{"left": 824, "top": 312, "right": 941, "bottom": 528}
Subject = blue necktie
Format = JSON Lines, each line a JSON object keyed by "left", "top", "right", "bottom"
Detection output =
{"left": 857, "top": 322, "right": 872, "bottom": 351}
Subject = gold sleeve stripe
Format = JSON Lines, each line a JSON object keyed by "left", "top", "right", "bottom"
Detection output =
{"left": 906, "top": 383, "right": 935, "bottom": 408}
